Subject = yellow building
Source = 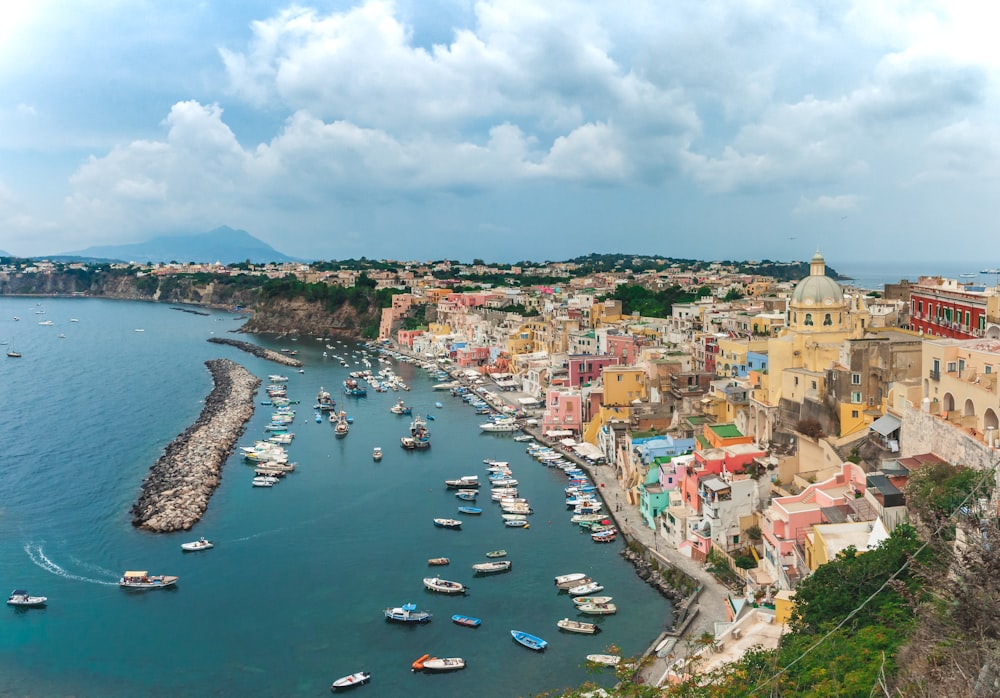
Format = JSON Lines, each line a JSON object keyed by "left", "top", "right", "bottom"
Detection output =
{"left": 601, "top": 366, "right": 648, "bottom": 406}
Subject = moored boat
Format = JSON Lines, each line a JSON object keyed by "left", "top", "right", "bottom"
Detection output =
{"left": 586, "top": 653, "right": 621, "bottom": 666}
{"left": 384, "top": 602, "right": 431, "bottom": 623}
{"left": 568, "top": 581, "right": 604, "bottom": 596}
{"left": 578, "top": 602, "right": 618, "bottom": 615}
{"left": 457, "top": 506, "right": 482, "bottom": 515}
{"left": 119, "top": 571, "right": 178, "bottom": 589}
{"left": 432, "top": 518, "right": 462, "bottom": 529}
{"left": 591, "top": 529, "right": 617, "bottom": 543}
{"left": 372, "top": 447, "right": 382, "bottom": 461}
{"left": 572, "top": 595, "right": 613, "bottom": 606}
{"left": 472, "top": 559, "right": 512, "bottom": 574}
{"left": 555, "top": 575, "right": 591, "bottom": 590}
{"left": 422, "top": 577, "right": 466, "bottom": 595}
{"left": 504, "top": 519, "right": 529, "bottom": 528}
{"left": 330, "top": 670, "right": 370, "bottom": 691}
{"left": 7, "top": 589, "right": 47, "bottom": 607}
{"left": 455, "top": 490, "right": 478, "bottom": 501}
{"left": 485, "top": 549, "right": 507, "bottom": 558}
{"left": 451, "top": 614, "right": 481, "bottom": 628}
{"left": 444, "top": 475, "right": 479, "bottom": 489}
{"left": 558, "top": 618, "right": 600, "bottom": 634}
{"left": 511, "top": 629, "right": 547, "bottom": 651}
{"left": 421, "top": 657, "right": 466, "bottom": 672}
{"left": 180, "top": 537, "right": 213, "bottom": 552}
{"left": 427, "top": 557, "right": 450, "bottom": 566}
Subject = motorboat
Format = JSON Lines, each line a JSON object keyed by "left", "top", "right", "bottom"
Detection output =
{"left": 558, "top": 618, "right": 599, "bottom": 634}
{"left": 568, "top": 581, "right": 604, "bottom": 596}
{"left": 513, "top": 434, "right": 534, "bottom": 442}
{"left": 421, "top": 657, "right": 466, "bottom": 672}
{"left": 330, "top": 671, "right": 371, "bottom": 691}
{"left": 578, "top": 602, "right": 617, "bottom": 615}
{"left": 268, "top": 375, "right": 289, "bottom": 382}
{"left": 455, "top": 490, "right": 478, "bottom": 501}
{"left": 457, "top": 506, "right": 482, "bottom": 515}
{"left": 485, "top": 550, "right": 507, "bottom": 558}
{"left": 451, "top": 614, "right": 481, "bottom": 628}
{"left": 444, "top": 475, "right": 479, "bottom": 489}
{"left": 554, "top": 572, "right": 588, "bottom": 588}
{"left": 572, "top": 596, "right": 613, "bottom": 606}
{"left": 384, "top": 603, "right": 431, "bottom": 623}
{"left": 251, "top": 476, "right": 277, "bottom": 487}
{"left": 432, "top": 518, "right": 462, "bottom": 529}
{"left": 511, "top": 629, "right": 547, "bottom": 651}
{"left": 591, "top": 530, "right": 617, "bottom": 543}
{"left": 7, "top": 589, "right": 47, "bottom": 607}
{"left": 501, "top": 514, "right": 527, "bottom": 521}
{"left": 427, "top": 557, "right": 450, "bottom": 566}
{"left": 472, "top": 560, "right": 511, "bottom": 574}
{"left": 372, "top": 447, "right": 383, "bottom": 462}
{"left": 586, "top": 654, "right": 621, "bottom": 666}
{"left": 180, "top": 537, "right": 213, "bottom": 552}
{"left": 119, "top": 571, "right": 178, "bottom": 589}
{"left": 504, "top": 520, "right": 529, "bottom": 528}
{"left": 422, "top": 577, "right": 466, "bottom": 595}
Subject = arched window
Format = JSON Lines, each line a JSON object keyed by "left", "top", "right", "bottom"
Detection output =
{"left": 823, "top": 313, "right": 832, "bottom": 326}
{"left": 804, "top": 313, "right": 814, "bottom": 326}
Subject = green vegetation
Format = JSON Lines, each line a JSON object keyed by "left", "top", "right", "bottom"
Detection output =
{"left": 609, "top": 284, "right": 712, "bottom": 317}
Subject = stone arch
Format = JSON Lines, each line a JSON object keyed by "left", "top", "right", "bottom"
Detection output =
{"left": 985, "top": 408, "right": 999, "bottom": 431}
{"left": 988, "top": 325, "right": 1000, "bottom": 340}
{"left": 964, "top": 398, "right": 976, "bottom": 418}
{"left": 942, "top": 393, "right": 955, "bottom": 413}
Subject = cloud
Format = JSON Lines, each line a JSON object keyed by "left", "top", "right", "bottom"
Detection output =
{"left": 793, "top": 194, "right": 862, "bottom": 215}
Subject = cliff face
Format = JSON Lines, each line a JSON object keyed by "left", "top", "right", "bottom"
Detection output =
{"left": 0, "top": 271, "right": 378, "bottom": 338}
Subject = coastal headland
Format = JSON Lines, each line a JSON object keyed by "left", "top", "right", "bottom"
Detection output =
{"left": 207, "top": 336, "right": 303, "bottom": 367}
{"left": 129, "top": 358, "right": 261, "bottom": 532}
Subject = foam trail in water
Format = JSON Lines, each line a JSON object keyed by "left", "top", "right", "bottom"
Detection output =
{"left": 25, "top": 544, "right": 117, "bottom": 586}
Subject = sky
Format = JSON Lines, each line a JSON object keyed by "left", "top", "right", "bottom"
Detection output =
{"left": 1, "top": 1, "right": 999, "bottom": 265}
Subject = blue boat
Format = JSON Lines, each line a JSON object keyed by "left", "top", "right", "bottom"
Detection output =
{"left": 457, "top": 506, "right": 482, "bottom": 515}
{"left": 315, "top": 413, "right": 322, "bottom": 423}
{"left": 384, "top": 602, "right": 431, "bottom": 623}
{"left": 426, "top": 414, "right": 435, "bottom": 420}
{"left": 511, "top": 629, "right": 547, "bottom": 651}
{"left": 455, "top": 491, "right": 477, "bottom": 501}
{"left": 452, "top": 614, "right": 481, "bottom": 628}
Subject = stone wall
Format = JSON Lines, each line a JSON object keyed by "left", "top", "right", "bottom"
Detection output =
{"left": 901, "top": 406, "right": 997, "bottom": 471}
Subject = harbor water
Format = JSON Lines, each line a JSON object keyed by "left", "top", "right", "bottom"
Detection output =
{"left": 0, "top": 298, "right": 670, "bottom": 697}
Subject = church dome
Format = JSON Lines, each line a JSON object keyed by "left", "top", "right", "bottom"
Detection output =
{"left": 790, "top": 252, "right": 843, "bottom": 308}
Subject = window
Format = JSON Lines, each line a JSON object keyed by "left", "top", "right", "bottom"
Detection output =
{"left": 851, "top": 373, "right": 861, "bottom": 385}
{"left": 965, "top": 311, "right": 971, "bottom": 327}
{"left": 947, "top": 362, "right": 957, "bottom": 373}
{"left": 987, "top": 366, "right": 993, "bottom": 374}
{"left": 851, "top": 392, "right": 862, "bottom": 403}
{"left": 804, "top": 313, "right": 814, "bottom": 326}
{"left": 851, "top": 410, "right": 859, "bottom": 418}
{"left": 811, "top": 380, "right": 817, "bottom": 389}
{"left": 794, "top": 376, "right": 799, "bottom": 386}
{"left": 823, "top": 313, "right": 832, "bottom": 326}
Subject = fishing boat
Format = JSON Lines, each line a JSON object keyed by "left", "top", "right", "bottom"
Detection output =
{"left": 422, "top": 577, "right": 466, "bottom": 595}
{"left": 472, "top": 560, "right": 512, "bottom": 574}
{"left": 591, "top": 530, "right": 617, "bottom": 543}
{"left": 432, "top": 518, "right": 462, "bottom": 529}
{"left": 330, "top": 671, "right": 371, "bottom": 691}
{"left": 421, "top": 657, "right": 466, "bottom": 672}
{"left": 389, "top": 399, "right": 412, "bottom": 415}
{"left": 6, "top": 589, "right": 47, "bottom": 607}
{"left": 372, "top": 447, "right": 383, "bottom": 461}
{"left": 180, "top": 537, "right": 213, "bottom": 552}
{"left": 427, "top": 557, "right": 450, "bottom": 566}
{"left": 119, "top": 571, "right": 178, "bottom": 589}
{"left": 455, "top": 490, "right": 478, "bottom": 501}
{"left": 485, "top": 550, "right": 507, "bottom": 558}
{"left": 586, "top": 654, "right": 621, "bottom": 666}
{"left": 451, "top": 614, "right": 481, "bottom": 628}
{"left": 568, "top": 581, "right": 604, "bottom": 596}
{"left": 444, "top": 475, "right": 479, "bottom": 489}
{"left": 457, "top": 506, "right": 482, "bottom": 515}
{"left": 557, "top": 618, "right": 600, "bottom": 634}
{"left": 572, "top": 596, "right": 613, "bottom": 606}
{"left": 511, "top": 629, "right": 547, "bottom": 651}
{"left": 384, "top": 603, "right": 431, "bottom": 623}
{"left": 577, "top": 602, "right": 618, "bottom": 615}
{"left": 554, "top": 572, "right": 588, "bottom": 588}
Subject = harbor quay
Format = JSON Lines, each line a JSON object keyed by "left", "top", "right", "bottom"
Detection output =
{"left": 129, "top": 358, "right": 261, "bottom": 532}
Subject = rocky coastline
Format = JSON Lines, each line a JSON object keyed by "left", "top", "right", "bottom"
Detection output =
{"left": 207, "top": 336, "right": 303, "bottom": 367}
{"left": 129, "top": 358, "right": 260, "bottom": 532}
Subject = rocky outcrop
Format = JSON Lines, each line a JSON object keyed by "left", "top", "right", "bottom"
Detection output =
{"left": 239, "top": 296, "right": 380, "bottom": 338}
{"left": 620, "top": 548, "right": 696, "bottom": 604}
{"left": 207, "top": 337, "right": 302, "bottom": 367}
{"left": 130, "top": 359, "right": 260, "bottom": 532}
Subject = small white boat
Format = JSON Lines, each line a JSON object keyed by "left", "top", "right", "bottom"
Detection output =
{"left": 554, "top": 573, "right": 589, "bottom": 589}
{"left": 578, "top": 602, "right": 617, "bottom": 615}
{"left": 421, "top": 657, "right": 466, "bottom": 672}
{"left": 7, "top": 589, "right": 47, "bottom": 607}
{"left": 251, "top": 477, "right": 275, "bottom": 487}
{"left": 586, "top": 653, "right": 621, "bottom": 666}
{"left": 432, "top": 518, "right": 462, "bottom": 529}
{"left": 331, "top": 670, "right": 370, "bottom": 691}
{"left": 180, "top": 537, "right": 213, "bottom": 552}
{"left": 568, "top": 581, "right": 604, "bottom": 596}
{"left": 472, "top": 560, "right": 512, "bottom": 574}
{"left": 119, "top": 571, "right": 178, "bottom": 589}
{"left": 558, "top": 618, "right": 599, "bottom": 634}
{"left": 372, "top": 447, "right": 383, "bottom": 461}
{"left": 422, "top": 577, "right": 466, "bottom": 595}
{"left": 572, "top": 596, "right": 613, "bottom": 606}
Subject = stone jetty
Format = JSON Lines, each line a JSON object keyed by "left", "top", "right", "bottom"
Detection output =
{"left": 207, "top": 336, "right": 302, "bottom": 367}
{"left": 130, "top": 359, "right": 261, "bottom": 532}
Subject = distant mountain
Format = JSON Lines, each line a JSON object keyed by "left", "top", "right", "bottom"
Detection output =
{"left": 52, "top": 226, "right": 304, "bottom": 265}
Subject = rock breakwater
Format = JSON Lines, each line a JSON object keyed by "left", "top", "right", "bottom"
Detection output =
{"left": 130, "top": 359, "right": 260, "bottom": 532}
{"left": 207, "top": 336, "right": 302, "bottom": 367}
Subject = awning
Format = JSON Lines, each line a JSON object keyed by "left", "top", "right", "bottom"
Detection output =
{"left": 869, "top": 414, "right": 901, "bottom": 437}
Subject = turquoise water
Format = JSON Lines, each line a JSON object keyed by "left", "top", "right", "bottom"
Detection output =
{"left": 0, "top": 298, "right": 670, "bottom": 697}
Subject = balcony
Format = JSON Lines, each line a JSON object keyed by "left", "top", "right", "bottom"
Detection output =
{"left": 929, "top": 369, "right": 940, "bottom": 381}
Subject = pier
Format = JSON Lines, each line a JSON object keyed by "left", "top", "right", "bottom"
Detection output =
{"left": 207, "top": 336, "right": 303, "bottom": 367}
{"left": 130, "top": 358, "right": 261, "bottom": 532}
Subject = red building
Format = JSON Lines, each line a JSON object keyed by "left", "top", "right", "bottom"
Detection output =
{"left": 908, "top": 276, "right": 987, "bottom": 339}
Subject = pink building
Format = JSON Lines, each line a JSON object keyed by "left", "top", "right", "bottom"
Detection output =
{"left": 455, "top": 346, "right": 490, "bottom": 368}
{"left": 607, "top": 333, "right": 641, "bottom": 366}
{"left": 396, "top": 329, "right": 424, "bottom": 348}
{"left": 567, "top": 355, "right": 619, "bottom": 387}
{"left": 761, "top": 462, "right": 867, "bottom": 589}
{"left": 540, "top": 388, "right": 583, "bottom": 435}
{"left": 445, "top": 292, "right": 489, "bottom": 307}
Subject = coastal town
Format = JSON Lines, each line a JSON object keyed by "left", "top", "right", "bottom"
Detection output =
{"left": 6, "top": 250, "right": 1000, "bottom": 692}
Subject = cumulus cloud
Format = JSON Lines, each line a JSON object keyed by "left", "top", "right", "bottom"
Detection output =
{"left": 793, "top": 194, "right": 862, "bottom": 215}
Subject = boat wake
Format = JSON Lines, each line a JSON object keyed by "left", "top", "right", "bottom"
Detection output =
{"left": 24, "top": 544, "right": 118, "bottom": 586}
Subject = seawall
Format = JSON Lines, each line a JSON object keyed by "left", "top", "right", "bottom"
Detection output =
{"left": 129, "top": 359, "right": 261, "bottom": 532}
{"left": 207, "top": 336, "right": 303, "bottom": 367}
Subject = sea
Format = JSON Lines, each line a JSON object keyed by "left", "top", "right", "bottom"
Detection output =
{"left": 0, "top": 297, "right": 670, "bottom": 697}
{"left": 830, "top": 259, "right": 1000, "bottom": 292}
